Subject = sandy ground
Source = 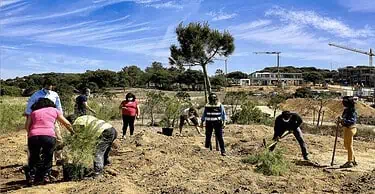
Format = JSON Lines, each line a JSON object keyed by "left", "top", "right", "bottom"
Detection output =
{"left": 1, "top": 121, "right": 375, "bottom": 194}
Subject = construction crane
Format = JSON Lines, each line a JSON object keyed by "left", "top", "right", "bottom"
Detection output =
{"left": 328, "top": 43, "right": 374, "bottom": 66}
{"left": 254, "top": 51, "right": 281, "bottom": 84}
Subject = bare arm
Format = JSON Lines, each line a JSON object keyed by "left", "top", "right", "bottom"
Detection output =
{"left": 84, "top": 102, "right": 96, "bottom": 114}
{"left": 57, "top": 114, "right": 74, "bottom": 134}
{"left": 25, "top": 116, "right": 32, "bottom": 133}
{"left": 136, "top": 105, "right": 141, "bottom": 118}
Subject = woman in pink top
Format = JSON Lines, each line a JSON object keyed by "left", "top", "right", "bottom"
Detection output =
{"left": 25, "top": 98, "right": 73, "bottom": 185}
{"left": 119, "top": 93, "right": 140, "bottom": 139}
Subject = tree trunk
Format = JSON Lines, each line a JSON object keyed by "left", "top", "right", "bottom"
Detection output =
{"left": 316, "top": 101, "right": 323, "bottom": 128}
{"left": 313, "top": 109, "right": 315, "bottom": 125}
{"left": 320, "top": 111, "right": 325, "bottom": 126}
{"left": 202, "top": 64, "right": 212, "bottom": 103}
{"left": 151, "top": 109, "right": 154, "bottom": 126}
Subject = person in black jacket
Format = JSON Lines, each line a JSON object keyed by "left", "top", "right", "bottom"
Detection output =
{"left": 273, "top": 111, "right": 309, "bottom": 160}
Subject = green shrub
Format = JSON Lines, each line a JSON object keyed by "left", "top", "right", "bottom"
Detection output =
{"left": 160, "top": 96, "right": 183, "bottom": 128}
{"left": 144, "top": 92, "right": 165, "bottom": 125}
{"left": 62, "top": 124, "right": 99, "bottom": 179}
{"left": 0, "top": 99, "right": 25, "bottom": 133}
{"left": 242, "top": 149, "right": 289, "bottom": 176}
{"left": 232, "top": 101, "right": 273, "bottom": 126}
{"left": 294, "top": 87, "right": 313, "bottom": 98}
{"left": 89, "top": 97, "right": 120, "bottom": 121}
{"left": 0, "top": 86, "right": 22, "bottom": 96}
{"left": 175, "top": 91, "right": 191, "bottom": 102}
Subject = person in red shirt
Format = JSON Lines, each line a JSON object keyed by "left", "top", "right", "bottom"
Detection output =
{"left": 119, "top": 93, "right": 140, "bottom": 139}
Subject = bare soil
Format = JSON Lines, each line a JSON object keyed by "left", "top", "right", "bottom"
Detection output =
{"left": 1, "top": 121, "right": 375, "bottom": 194}
{"left": 281, "top": 98, "right": 375, "bottom": 122}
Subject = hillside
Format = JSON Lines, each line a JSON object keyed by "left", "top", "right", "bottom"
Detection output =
{"left": 1, "top": 121, "right": 375, "bottom": 193}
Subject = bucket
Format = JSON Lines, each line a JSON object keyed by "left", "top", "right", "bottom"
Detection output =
{"left": 162, "top": 127, "right": 173, "bottom": 136}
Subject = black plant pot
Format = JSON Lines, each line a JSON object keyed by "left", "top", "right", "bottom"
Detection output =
{"left": 162, "top": 127, "right": 173, "bottom": 136}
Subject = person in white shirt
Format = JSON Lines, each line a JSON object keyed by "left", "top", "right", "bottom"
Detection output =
{"left": 179, "top": 107, "right": 203, "bottom": 136}
{"left": 24, "top": 78, "right": 64, "bottom": 165}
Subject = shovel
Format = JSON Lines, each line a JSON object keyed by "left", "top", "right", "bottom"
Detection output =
{"left": 266, "top": 130, "right": 292, "bottom": 151}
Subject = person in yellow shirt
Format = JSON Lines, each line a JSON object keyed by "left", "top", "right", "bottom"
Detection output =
{"left": 68, "top": 115, "right": 117, "bottom": 176}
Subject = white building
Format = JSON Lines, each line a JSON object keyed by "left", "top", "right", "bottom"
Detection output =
{"left": 249, "top": 72, "right": 303, "bottom": 86}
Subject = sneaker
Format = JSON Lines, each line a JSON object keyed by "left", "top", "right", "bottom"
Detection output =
{"left": 340, "top": 161, "right": 354, "bottom": 168}
{"left": 303, "top": 155, "right": 310, "bottom": 161}
{"left": 221, "top": 152, "right": 226, "bottom": 156}
{"left": 43, "top": 175, "right": 56, "bottom": 183}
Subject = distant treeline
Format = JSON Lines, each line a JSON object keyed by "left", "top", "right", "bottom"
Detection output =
{"left": 0, "top": 62, "right": 338, "bottom": 97}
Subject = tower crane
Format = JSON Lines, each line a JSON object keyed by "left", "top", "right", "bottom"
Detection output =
{"left": 328, "top": 43, "right": 374, "bottom": 66}
{"left": 254, "top": 51, "right": 281, "bottom": 84}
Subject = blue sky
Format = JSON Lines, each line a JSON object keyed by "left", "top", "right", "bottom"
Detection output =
{"left": 1, "top": 0, "right": 375, "bottom": 79}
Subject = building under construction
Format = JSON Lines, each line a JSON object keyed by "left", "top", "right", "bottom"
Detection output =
{"left": 338, "top": 66, "right": 375, "bottom": 87}
{"left": 249, "top": 72, "right": 303, "bottom": 86}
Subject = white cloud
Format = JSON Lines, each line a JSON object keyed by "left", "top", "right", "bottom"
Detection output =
{"left": 147, "top": 1, "right": 183, "bottom": 9}
{"left": 339, "top": 0, "right": 375, "bottom": 13}
{"left": 265, "top": 6, "right": 374, "bottom": 38}
{"left": 206, "top": 9, "right": 237, "bottom": 21}
{"left": 0, "top": 0, "right": 23, "bottom": 7}
{"left": 229, "top": 20, "right": 272, "bottom": 31}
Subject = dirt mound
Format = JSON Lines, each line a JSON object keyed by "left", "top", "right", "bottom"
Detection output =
{"left": 281, "top": 98, "right": 375, "bottom": 121}
{"left": 341, "top": 169, "right": 375, "bottom": 194}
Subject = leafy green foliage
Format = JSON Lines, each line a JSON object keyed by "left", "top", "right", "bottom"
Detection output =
{"left": 224, "top": 91, "right": 249, "bottom": 117}
{"left": 294, "top": 87, "right": 313, "bottom": 98}
{"left": 0, "top": 97, "right": 26, "bottom": 133}
{"left": 226, "top": 71, "right": 249, "bottom": 79}
{"left": 268, "top": 94, "right": 287, "bottom": 118}
{"left": 160, "top": 96, "right": 183, "bottom": 128}
{"left": 303, "top": 72, "right": 324, "bottom": 85}
{"left": 170, "top": 22, "right": 235, "bottom": 94}
{"left": 175, "top": 91, "right": 191, "bottom": 102}
{"left": 82, "top": 70, "right": 118, "bottom": 89}
{"left": 0, "top": 85, "right": 22, "bottom": 96}
{"left": 63, "top": 124, "right": 98, "bottom": 174}
{"left": 211, "top": 75, "right": 227, "bottom": 90}
{"left": 55, "top": 83, "right": 75, "bottom": 115}
{"left": 88, "top": 95, "right": 121, "bottom": 121}
{"left": 242, "top": 149, "right": 289, "bottom": 176}
{"left": 118, "top": 65, "right": 146, "bottom": 88}
{"left": 144, "top": 92, "right": 165, "bottom": 126}
{"left": 176, "top": 69, "right": 205, "bottom": 90}
{"left": 232, "top": 101, "right": 273, "bottom": 126}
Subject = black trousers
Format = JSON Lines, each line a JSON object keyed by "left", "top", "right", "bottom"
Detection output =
{"left": 122, "top": 115, "right": 136, "bottom": 136}
{"left": 205, "top": 121, "right": 225, "bottom": 153}
{"left": 28, "top": 135, "right": 56, "bottom": 178}
{"left": 94, "top": 127, "right": 117, "bottom": 172}
{"left": 273, "top": 127, "right": 308, "bottom": 157}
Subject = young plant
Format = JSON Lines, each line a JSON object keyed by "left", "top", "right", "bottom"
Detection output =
{"left": 232, "top": 100, "right": 273, "bottom": 126}
{"left": 62, "top": 124, "right": 99, "bottom": 180}
{"left": 160, "top": 96, "right": 182, "bottom": 128}
{"left": 242, "top": 149, "right": 289, "bottom": 176}
{"left": 144, "top": 92, "right": 165, "bottom": 126}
